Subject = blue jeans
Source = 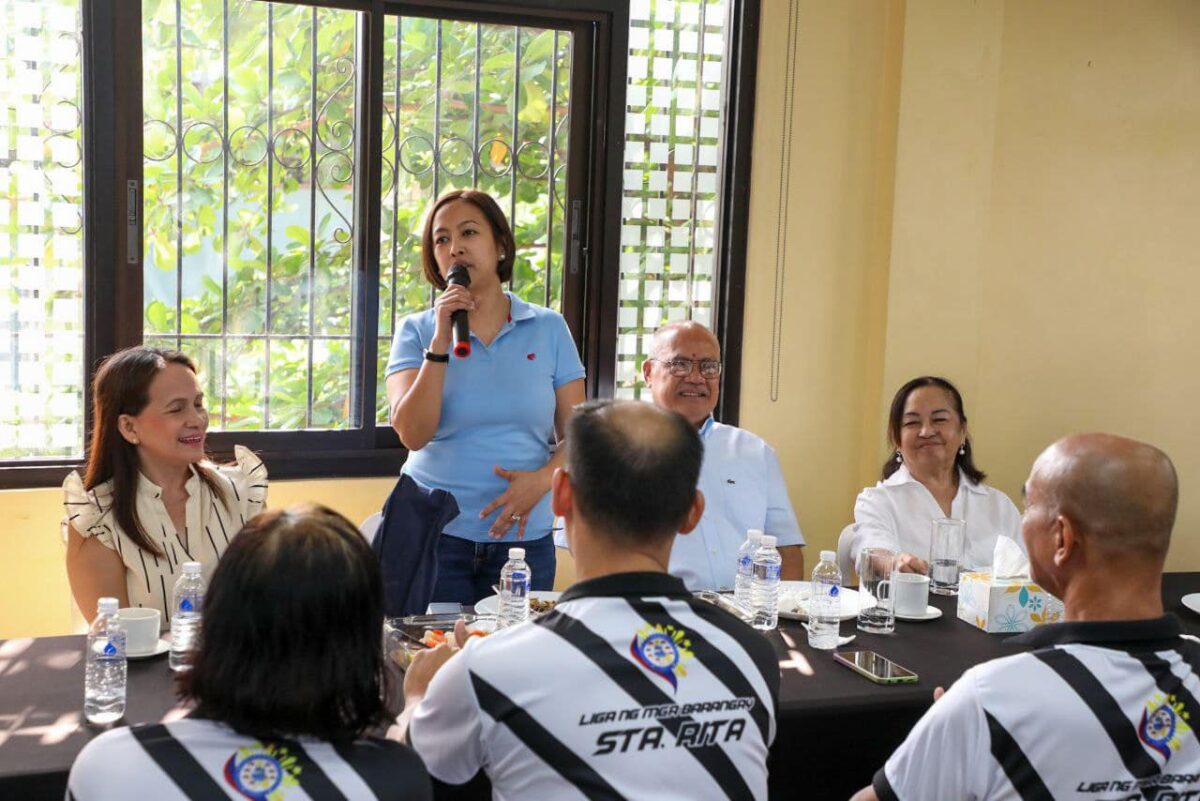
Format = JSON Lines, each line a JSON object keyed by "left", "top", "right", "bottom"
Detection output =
{"left": 431, "top": 533, "right": 557, "bottom": 606}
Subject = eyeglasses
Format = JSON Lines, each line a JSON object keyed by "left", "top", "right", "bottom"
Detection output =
{"left": 648, "top": 358, "right": 722, "bottom": 379}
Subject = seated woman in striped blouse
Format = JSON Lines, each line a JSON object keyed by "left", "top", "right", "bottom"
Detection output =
{"left": 62, "top": 346, "right": 267, "bottom": 626}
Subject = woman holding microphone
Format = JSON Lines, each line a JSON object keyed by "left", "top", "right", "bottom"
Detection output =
{"left": 386, "top": 189, "right": 585, "bottom": 604}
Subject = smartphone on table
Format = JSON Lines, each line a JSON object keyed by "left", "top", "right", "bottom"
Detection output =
{"left": 833, "top": 650, "right": 918, "bottom": 684}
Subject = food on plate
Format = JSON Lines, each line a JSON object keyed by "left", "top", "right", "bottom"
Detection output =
{"left": 529, "top": 598, "right": 557, "bottom": 614}
{"left": 778, "top": 587, "right": 813, "bottom": 617}
{"left": 420, "top": 627, "right": 487, "bottom": 647}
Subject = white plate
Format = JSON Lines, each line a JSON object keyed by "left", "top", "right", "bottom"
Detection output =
{"left": 128, "top": 639, "right": 171, "bottom": 660}
{"left": 1181, "top": 593, "right": 1200, "bottom": 616}
{"left": 475, "top": 591, "right": 561, "bottom": 615}
{"left": 777, "top": 581, "right": 872, "bottom": 622}
{"left": 896, "top": 605, "right": 943, "bottom": 622}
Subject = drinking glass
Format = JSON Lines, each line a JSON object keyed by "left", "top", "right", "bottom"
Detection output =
{"left": 930, "top": 518, "right": 965, "bottom": 595}
{"left": 857, "top": 547, "right": 897, "bottom": 634}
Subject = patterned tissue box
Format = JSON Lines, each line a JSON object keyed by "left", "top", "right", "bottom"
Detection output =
{"left": 956, "top": 571, "right": 1064, "bottom": 633}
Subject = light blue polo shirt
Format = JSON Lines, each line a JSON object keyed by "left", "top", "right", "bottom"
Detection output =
{"left": 386, "top": 293, "right": 585, "bottom": 542}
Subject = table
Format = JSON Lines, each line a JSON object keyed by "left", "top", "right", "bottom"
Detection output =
{"left": 4, "top": 573, "right": 1199, "bottom": 800}
{"left": 767, "top": 572, "right": 1200, "bottom": 798}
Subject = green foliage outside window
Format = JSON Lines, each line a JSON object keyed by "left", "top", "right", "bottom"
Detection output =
{"left": 142, "top": 0, "right": 570, "bottom": 432}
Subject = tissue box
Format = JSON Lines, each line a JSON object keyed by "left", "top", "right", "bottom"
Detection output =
{"left": 956, "top": 571, "right": 1064, "bottom": 633}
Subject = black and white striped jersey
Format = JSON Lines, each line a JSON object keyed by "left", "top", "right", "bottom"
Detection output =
{"left": 875, "top": 616, "right": 1200, "bottom": 801}
{"left": 409, "top": 572, "right": 780, "bottom": 801}
{"left": 66, "top": 718, "right": 430, "bottom": 800}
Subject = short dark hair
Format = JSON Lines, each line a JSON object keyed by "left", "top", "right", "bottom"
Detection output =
{"left": 881, "top": 375, "right": 986, "bottom": 484}
{"left": 178, "top": 504, "right": 392, "bottom": 742}
{"left": 420, "top": 189, "right": 515, "bottom": 290}
{"left": 565, "top": 400, "right": 702, "bottom": 543}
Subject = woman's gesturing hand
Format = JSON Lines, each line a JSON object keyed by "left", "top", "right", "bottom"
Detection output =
{"left": 430, "top": 284, "right": 475, "bottom": 352}
{"left": 480, "top": 465, "right": 552, "bottom": 540}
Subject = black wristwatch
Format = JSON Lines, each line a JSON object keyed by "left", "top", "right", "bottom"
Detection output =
{"left": 423, "top": 349, "right": 450, "bottom": 363}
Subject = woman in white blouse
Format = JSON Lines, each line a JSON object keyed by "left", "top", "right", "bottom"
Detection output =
{"left": 62, "top": 347, "right": 267, "bottom": 625}
{"left": 850, "top": 376, "right": 1022, "bottom": 574}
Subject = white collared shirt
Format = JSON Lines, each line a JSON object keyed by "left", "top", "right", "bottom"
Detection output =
{"left": 668, "top": 418, "right": 804, "bottom": 590}
{"left": 553, "top": 417, "right": 804, "bottom": 591}
{"left": 849, "top": 463, "right": 1022, "bottom": 569}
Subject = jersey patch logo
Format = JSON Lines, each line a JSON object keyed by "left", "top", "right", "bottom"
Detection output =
{"left": 223, "top": 742, "right": 302, "bottom": 800}
{"left": 630, "top": 623, "right": 693, "bottom": 691}
{"left": 1138, "top": 692, "right": 1192, "bottom": 762}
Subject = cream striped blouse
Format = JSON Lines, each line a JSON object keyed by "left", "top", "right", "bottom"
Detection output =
{"left": 61, "top": 446, "right": 268, "bottom": 624}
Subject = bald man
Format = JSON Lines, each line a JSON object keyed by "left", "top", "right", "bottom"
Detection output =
{"left": 853, "top": 433, "right": 1196, "bottom": 801}
{"left": 555, "top": 321, "right": 806, "bottom": 590}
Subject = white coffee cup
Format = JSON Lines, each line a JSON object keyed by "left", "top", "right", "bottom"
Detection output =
{"left": 118, "top": 607, "right": 162, "bottom": 655}
{"left": 893, "top": 573, "right": 930, "bottom": 617}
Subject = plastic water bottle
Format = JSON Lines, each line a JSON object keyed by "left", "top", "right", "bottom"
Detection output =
{"left": 734, "top": 529, "right": 764, "bottom": 609}
{"left": 498, "top": 547, "right": 531, "bottom": 628}
{"left": 84, "top": 597, "right": 126, "bottom": 724}
{"left": 750, "top": 535, "right": 783, "bottom": 631}
{"left": 169, "top": 561, "right": 205, "bottom": 672}
{"left": 807, "top": 550, "right": 842, "bottom": 650}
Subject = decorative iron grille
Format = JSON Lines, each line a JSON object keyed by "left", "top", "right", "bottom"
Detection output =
{"left": 0, "top": 0, "right": 85, "bottom": 459}
{"left": 141, "top": 0, "right": 360, "bottom": 431}
{"left": 616, "top": 0, "right": 725, "bottom": 399}
{"left": 139, "top": 1, "right": 574, "bottom": 431}
{"left": 376, "top": 17, "right": 573, "bottom": 422}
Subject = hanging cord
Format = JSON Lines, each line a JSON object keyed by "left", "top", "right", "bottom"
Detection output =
{"left": 770, "top": 0, "right": 800, "bottom": 402}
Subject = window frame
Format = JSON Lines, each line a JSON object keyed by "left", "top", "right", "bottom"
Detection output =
{"left": 1, "top": 0, "right": 758, "bottom": 488}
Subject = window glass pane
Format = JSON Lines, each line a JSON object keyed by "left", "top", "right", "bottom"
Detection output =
{"left": 376, "top": 19, "right": 573, "bottom": 423}
{"left": 142, "top": 0, "right": 358, "bottom": 431}
{"left": 0, "top": 0, "right": 85, "bottom": 459}
{"left": 617, "top": 0, "right": 724, "bottom": 399}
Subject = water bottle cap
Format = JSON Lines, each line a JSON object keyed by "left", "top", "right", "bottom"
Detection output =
{"left": 97, "top": 597, "right": 118, "bottom": 614}
{"left": 182, "top": 561, "right": 202, "bottom": 575}
{"left": 747, "top": 529, "right": 763, "bottom": 541}
{"left": 760, "top": 535, "right": 777, "bottom": 548}
{"left": 508, "top": 547, "right": 525, "bottom": 559}
{"left": 820, "top": 550, "right": 836, "bottom": 563}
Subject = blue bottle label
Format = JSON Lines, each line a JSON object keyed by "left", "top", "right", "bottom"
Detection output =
{"left": 179, "top": 597, "right": 195, "bottom": 612}
{"left": 510, "top": 572, "right": 528, "bottom": 597}
{"left": 829, "top": 585, "right": 840, "bottom": 597}
{"left": 737, "top": 555, "right": 752, "bottom": 573}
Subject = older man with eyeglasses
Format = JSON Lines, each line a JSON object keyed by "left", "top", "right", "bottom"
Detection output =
{"left": 637, "top": 320, "right": 805, "bottom": 589}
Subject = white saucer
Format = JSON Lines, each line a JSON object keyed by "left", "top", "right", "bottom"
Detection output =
{"left": 1181, "top": 593, "right": 1200, "bottom": 616}
{"left": 128, "top": 639, "right": 171, "bottom": 660}
{"left": 895, "top": 605, "right": 942, "bottom": 622}
{"left": 475, "top": 591, "right": 561, "bottom": 615}
{"left": 777, "top": 582, "right": 872, "bottom": 622}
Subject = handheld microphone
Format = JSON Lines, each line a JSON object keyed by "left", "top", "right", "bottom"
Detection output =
{"left": 447, "top": 263, "right": 471, "bottom": 358}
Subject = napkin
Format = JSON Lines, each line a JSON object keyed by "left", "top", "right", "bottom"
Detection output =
{"left": 992, "top": 536, "right": 1030, "bottom": 580}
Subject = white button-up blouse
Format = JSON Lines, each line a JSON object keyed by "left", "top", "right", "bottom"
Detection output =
{"left": 849, "top": 464, "right": 1023, "bottom": 570}
{"left": 62, "top": 445, "right": 267, "bottom": 624}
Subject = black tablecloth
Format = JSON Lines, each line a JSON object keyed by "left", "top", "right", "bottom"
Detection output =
{"left": 4, "top": 573, "right": 1200, "bottom": 800}
{"left": 768, "top": 572, "right": 1200, "bottom": 798}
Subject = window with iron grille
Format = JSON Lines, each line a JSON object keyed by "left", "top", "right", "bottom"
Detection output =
{"left": 0, "top": 0, "right": 759, "bottom": 484}
{"left": 0, "top": 0, "right": 85, "bottom": 460}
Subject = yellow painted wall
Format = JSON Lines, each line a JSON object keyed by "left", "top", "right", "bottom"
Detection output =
{"left": 0, "top": 477, "right": 576, "bottom": 638}
{"left": 742, "top": 0, "right": 1200, "bottom": 568}
{"left": 740, "top": 0, "right": 905, "bottom": 553}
